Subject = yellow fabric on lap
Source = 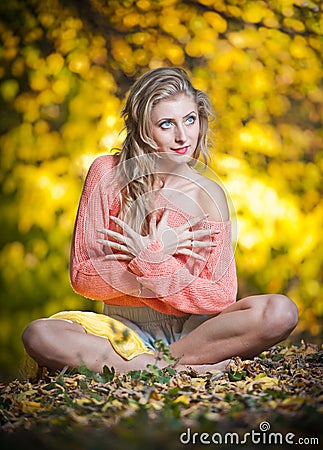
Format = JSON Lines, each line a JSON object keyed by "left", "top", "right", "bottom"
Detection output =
{"left": 49, "top": 310, "right": 154, "bottom": 360}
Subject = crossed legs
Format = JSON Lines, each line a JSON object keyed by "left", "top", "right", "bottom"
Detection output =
{"left": 169, "top": 293, "right": 298, "bottom": 366}
{"left": 22, "top": 294, "right": 298, "bottom": 375}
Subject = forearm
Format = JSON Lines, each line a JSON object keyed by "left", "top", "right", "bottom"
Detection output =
{"left": 128, "top": 238, "right": 237, "bottom": 314}
{"left": 70, "top": 256, "right": 140, "bottom": 300}
{"left": 137, "top": 265, "right": 237, "bottom": 314}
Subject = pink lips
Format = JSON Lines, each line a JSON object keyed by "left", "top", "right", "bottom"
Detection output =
{"left": 172, "top": 146, "right": 189, "bottom": 154}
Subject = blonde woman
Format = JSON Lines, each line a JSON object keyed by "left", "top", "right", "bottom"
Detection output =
{"left": 22, "top": 68, "right": 298, "bottom": 375}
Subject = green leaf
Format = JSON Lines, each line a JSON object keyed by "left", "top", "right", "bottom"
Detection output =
{"left": 101, "top": 365, "right": 115, "bottom": 383}
{"left": 228, "top": 370, "right": 247, "bottom": 382}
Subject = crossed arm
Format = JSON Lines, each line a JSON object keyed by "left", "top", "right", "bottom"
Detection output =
{"left": 70, "top": 155, "right": 237, "bottom": 314}
{"left": 96, "top": 210, "right": 220, "bottom": 262}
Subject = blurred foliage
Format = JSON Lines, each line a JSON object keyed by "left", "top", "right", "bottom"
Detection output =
{"left": 0, "top": 0, "right": 322, "bottom": 378}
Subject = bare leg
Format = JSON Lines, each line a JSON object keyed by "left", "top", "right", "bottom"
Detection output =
{"left": 22, "top": 319, "right": 156, "bottom": 373}
{"left": 169, "top": 294, "right": 298, "bottom": 366}
{"left": 22, "top": 294, "right": 298, "bottom": 375}
{"left": 22, "top": 319, "right": 221, "bottom": 374}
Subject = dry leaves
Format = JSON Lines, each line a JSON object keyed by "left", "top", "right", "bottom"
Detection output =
{"left": 0, "top": 341, "right": 322, "bottom": 449}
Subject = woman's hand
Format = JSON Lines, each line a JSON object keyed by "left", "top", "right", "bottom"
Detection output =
{"left": 149, "top": 210, "right": 219, "bottom": 261}
{"left": 97, "top": 209, "right": 220, "bottom": 261}
{"left": 97, "top": 216, "right": 151, "bottom": 261}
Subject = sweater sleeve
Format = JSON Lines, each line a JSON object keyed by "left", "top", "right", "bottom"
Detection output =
{"left": 127, "top": 221, "right": 237, "bottom": 315}
{"left": 70, "top": 155, "right": 139, "bottom": 300}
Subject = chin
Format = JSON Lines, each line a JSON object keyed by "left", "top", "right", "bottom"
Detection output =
{"left": 167, "top": 150, "right": 194, "bottom": 159}
{"left": 169, "top": 154, "right": 192, "bottom": 163}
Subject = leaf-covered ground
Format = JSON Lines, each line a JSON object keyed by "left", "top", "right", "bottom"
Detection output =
{"left": 1, "top": 341, "right": 322, "bottom": 449}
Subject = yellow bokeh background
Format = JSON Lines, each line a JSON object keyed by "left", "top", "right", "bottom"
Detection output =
{"left": 0, "top": 0, "right": 322, "bottom": 379}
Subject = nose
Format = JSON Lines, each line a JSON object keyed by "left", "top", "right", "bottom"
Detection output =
{"left": 175, "top": 124, "right": 187, "bottom": 144}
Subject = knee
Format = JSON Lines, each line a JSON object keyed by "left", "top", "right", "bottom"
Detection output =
{"left": 254, "top": 294, "right": 298, "bottom": 342}
{"left": 22, "top": 319, "right": 50, "bottom": 358}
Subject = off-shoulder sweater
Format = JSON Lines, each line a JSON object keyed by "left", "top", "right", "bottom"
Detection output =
{"left": 70, "top": 155, "right": 237, "bottom": 316}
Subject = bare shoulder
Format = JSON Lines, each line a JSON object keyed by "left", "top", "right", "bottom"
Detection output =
{"left": 195, "top": 174, "right": 230, "bottom": 222}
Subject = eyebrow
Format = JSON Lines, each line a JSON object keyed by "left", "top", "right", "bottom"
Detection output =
{"left": 156, "top": 110, "right": 197, "bottom": 123}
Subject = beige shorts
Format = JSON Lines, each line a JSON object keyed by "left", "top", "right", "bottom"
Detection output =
{"left": 102, "top": 305, "right": 211, "bottom": 355}
{"left": 50, "top": 306, "right": 211, "bottom": 360}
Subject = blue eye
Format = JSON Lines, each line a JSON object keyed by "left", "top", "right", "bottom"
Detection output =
{"left": 186, "top": 116, "right": 195, "bottom": 125}
{"left": 160, "top": 120, "right": 172, "bottom": 129}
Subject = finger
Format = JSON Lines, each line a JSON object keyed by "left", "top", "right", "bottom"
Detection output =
{"left": 178, "top": 240, "right": 217, "bottom": 249}
{"left": 96, "top": 227, "right": 110, "bottom": 234}
{"left": 190, "top": 229, "right": 221, "bottom": 239}
{"left": 104, "top": 254, "right": 132, "bottom": 261}
{"left": 96, "top": 228, "right": 127, "bottom": 244}
{"left": 177, "top": 248, "right": 206, "bottom": 261}
{"left": 96, "top": 238, "right": 114, "bottom": 245}
{"left": 163, "top": 209, "right": 170, "bottom": 222}
{"left": 109, "top": 216, "right": 137, "bottom": 236}
{"left": 149, "top": 214, "right": 157, "bottom": 238}
{"left": 97, "top": 239, "right": 129, "bottom": 253}
{"left": 175, "top": 229, "right": 213, "bottom": 245}
{"left": 176, "top": 214, "right": 208, "bottom": 233}
{"left": 190, "top": 241, "right": 218, "bottom": 248}
{"left": 188, "top": 214, "right": 209, "bottom": 228}
{"left": 158, "top": 209, "right": 170, "bottom": 227}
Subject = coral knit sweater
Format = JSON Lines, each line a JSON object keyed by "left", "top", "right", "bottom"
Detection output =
{"left": 70, "top": 155, "right": 237, "bottom": 316}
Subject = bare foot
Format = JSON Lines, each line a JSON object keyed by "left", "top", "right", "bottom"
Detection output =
{"left": 101, "top": 352, "right": 231, "bottom": 376}
{"left": 173, "top": 359, "right": 231, "bottom": 375}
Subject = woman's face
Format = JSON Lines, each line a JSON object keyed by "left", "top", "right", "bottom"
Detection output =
{"left": 151, "top": 93, "right": 200, "bottom": 163}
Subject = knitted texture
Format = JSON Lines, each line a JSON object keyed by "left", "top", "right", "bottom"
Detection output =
{"left": 70, "top": 155, "right": 238, "bottom": 316}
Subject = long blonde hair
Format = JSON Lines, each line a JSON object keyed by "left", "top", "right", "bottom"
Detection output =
{"left": 115, "top": 67, "right": 214, "bottom": 234}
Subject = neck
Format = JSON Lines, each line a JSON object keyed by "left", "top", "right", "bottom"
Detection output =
{"left": 155, "top": 158, "right": 194, "bottom": 179}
